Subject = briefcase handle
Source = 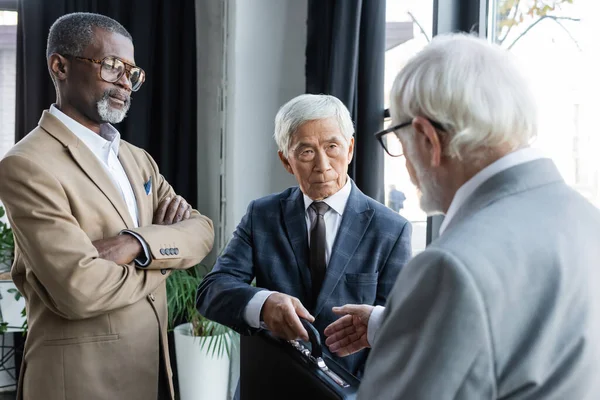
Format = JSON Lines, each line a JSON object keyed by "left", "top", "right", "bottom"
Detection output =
{"left": 300, "top": 318, "right": 322, "bottom": 359}
{"left": 294, "top": 319, "right": 354, "bottom": 389}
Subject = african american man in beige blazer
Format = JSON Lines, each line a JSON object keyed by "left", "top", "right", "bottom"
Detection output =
{"left": 0, "top": 13, "right": 213, "bottom": 400}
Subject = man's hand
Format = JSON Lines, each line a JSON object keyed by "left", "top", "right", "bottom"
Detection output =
{"left": 261, "top": 293, "right": 315, "bottom": 341}
{"left": 92, "top": 234, "right": 143, "bottom": 265}
{"left": 153, "top": 195, "right": 192, "bottom": 225}
{"left": 324, "top": 304, "right": 374, "bottom": 357}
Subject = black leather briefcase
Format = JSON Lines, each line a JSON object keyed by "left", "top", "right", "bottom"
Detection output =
{"left": 240, "top": 319, "right": 360, "bottom": 400}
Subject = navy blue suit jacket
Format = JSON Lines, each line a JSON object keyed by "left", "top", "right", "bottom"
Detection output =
{"left": 197, "top": 181, "right": 412, "bottom": 377}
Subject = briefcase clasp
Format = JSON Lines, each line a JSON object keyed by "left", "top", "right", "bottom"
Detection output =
{"left": 288, "top": 319, "right": 351, "bottom": 389}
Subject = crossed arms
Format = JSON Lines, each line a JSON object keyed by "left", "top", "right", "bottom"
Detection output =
{"left": 0, "top": 153, "right": 214, "bottom": 320}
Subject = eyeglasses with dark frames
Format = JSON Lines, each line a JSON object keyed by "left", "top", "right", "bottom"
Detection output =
{"left": 374, "top": 118, "right": 445, "bottom": 157}
{"left": 66, "top": 55, "right": 146, "bottom": 92}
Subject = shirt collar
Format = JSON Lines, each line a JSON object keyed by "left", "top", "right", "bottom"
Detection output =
{"left": 303, "top": 177, "right": 352, "bottom": 216}
{"left": 49, "top": 104, "right": 121, "bottom": 157}
{"left": 439, "top": 147, "right": 547, "bottom": 235}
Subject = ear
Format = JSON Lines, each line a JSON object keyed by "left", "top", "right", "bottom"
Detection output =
{"left": 412, "top": 116, "right": 443, "bottom": 167}
{"left": 347, "top": 137, "right": 355, "bottom": 164}
{"left": 48, "top": 54, "right": 69, "bottom": 82}
{"left": 278, "top": 151, "right": 294, "bottom": 174}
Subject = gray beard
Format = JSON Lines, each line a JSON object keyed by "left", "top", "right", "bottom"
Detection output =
{"left": 418, "top": 172, "right": 444, "bottom": 216}
{"left": 97, "top": 91, "right": 130, "bottom": 124}
{"left": 408, "top": 150, "right": 445, "bottom": 215}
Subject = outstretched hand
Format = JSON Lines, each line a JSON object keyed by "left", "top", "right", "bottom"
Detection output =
{"left": 324, "top": 304, "right": 374, "bottom": 357}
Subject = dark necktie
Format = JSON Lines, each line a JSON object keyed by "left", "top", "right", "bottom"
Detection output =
{"left": 309, "top": 202, "right": 329, "bottom": 306}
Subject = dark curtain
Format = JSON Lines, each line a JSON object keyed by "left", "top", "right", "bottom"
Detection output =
{"left": 15, "top": 0, "right": 198, "bottom": 205}
{"left": 306, "top": 0, "right": 386, "bottom": 203}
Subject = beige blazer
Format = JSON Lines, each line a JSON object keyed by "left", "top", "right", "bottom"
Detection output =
{"left": 0, "top": 111, "right": 214, "bottom": 400}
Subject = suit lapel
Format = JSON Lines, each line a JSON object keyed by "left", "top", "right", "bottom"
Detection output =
{"left": 281, "top": 188, "right": 312, "bottom": 303}
{"left": 67, "top": 144, "right": 134, "bottom": 228}
{"left": 314, "top": 182, "right": 374, "bottom": 318}
{"left": 39, "top": 111, "right": 135, "bottom": 229}
{"left": 118, "top": 144, "right": 150, "bottom": 227}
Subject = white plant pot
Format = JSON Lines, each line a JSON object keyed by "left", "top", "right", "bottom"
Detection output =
{"left": 174, "top": 323, "right": 231, "bottom": 400}
{"left": 0, "top": 280, "right": 26, "bottom": 391}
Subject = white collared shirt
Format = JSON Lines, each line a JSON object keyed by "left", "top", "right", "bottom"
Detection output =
{"left": 303, "top": 177, "right": 352, "bottom": 265}
{"left": 244, "top": 178, "right": 353, "bottom": 329}
{"left": 49, "top": 105, "right": 150, "bottom": 266}
{"left": 367, "top": 147, "right": 548, "bottom": 347}
{"left": 49, "top": 105, "right": 140, "bottom": 228}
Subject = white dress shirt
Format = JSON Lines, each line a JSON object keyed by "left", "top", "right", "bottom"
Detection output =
{"left": 243, "top": 178, "right": 353, "bottom": 329}
{"left": 366, "top": 147, "right": 548, "bottom": 346}
{"left": 49, "top": 105, "right": 150, "bottom": 265}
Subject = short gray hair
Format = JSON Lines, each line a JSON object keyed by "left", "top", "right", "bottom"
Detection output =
{"left": 47, "top": 12, "right": 132, "bottom": 58}
{"left": 274, "top": 94, "right": 354, "bottom": 158}
{"left": 390, "top": 33, "right": 537, "bottom": 161}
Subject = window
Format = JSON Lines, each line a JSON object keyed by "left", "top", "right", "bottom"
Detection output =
{"left": 0, "top": 9, "right": 16, "bottom": 230}
{"left": 489, "top": 0, "right": 599, "bottom": 208}
{"left": 0, "top": 10, "right": 16, "bottom": 161}
{"left": 384, "top": 0, "right": 434, "bottom": 253}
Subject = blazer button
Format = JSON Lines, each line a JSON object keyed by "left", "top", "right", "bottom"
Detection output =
{"left": 161, "top": 269, "right": 167, "bottom": 275}
{"left": 166, "top": 248, "right": 172, "bottom": 256}
{"left": 160, "top": 248, "right": 165, "bottom": 255}
{"left": 149, "top": 293, "right": 155, "bottom": 301}
{"left": 174, "top": 248, "right": 179, "bottom": 255}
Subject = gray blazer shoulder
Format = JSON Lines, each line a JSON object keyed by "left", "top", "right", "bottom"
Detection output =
{"left": 359, "top": 159, "right": 600, "bottom": 400}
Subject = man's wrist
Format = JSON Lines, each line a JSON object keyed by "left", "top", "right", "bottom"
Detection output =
{"left": 119, "top": 230, "right": 151, "bottom": 267}
{"left": 125, "top": 234, "right": 143, "bottom": 256}
{"left": 259, "top": 292, "right": 276, "bottom": 322}
{"left": 244, "top": 290, "right": 277, "bottom": 329}
{"left": 367, "top": 305, "right": 386, "bottom": 346}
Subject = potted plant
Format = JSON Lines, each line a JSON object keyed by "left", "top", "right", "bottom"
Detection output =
{"left": 0, "top": 205, "right": 26, "bottom": 332}
{"left": 0, "top": 205, "right": 26, "bottom": 391}
{"left": 0, "top": 205, "right": 14, "bottom": 274}
{"left": 167, "top": 264, "right": 236, "bottom": 400}
{"left": 0, "top": 205, "right": 26, "bottom": 335}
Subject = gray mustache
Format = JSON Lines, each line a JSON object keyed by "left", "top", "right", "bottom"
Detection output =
{"left": 103, "top": 90, "right": 131, "bottom": 107}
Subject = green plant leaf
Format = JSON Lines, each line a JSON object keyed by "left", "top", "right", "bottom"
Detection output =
{"left": 166, "top": 264, "right": 235, "bottom": 357}
{"left": 7, "top": 288, "right": 22, "bottom": 301}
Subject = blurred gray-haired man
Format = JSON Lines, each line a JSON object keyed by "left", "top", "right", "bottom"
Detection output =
{"left": 325, "top": 33, "right": 600, "bottom": 400}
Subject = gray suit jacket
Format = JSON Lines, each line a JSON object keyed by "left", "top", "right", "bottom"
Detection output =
{"left": 358, "top": 159, "right": 600, "bottom": 399}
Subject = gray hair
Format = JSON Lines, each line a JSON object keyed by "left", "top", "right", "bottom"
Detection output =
{"left": 274, "top": 94, "right": 354, "bottom": 158}
{"left": 46, "top": 12, "right": 132, "bottom": 58}
{"left": 390, "top": 33, "right": 537, "bottom": 162}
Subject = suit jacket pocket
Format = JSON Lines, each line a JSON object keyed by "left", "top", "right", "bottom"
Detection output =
{"left": 345, "top": 272, "right": 378, "bottom": 284}
{"left": 43, "top": 334, "right": 119, "bottom": 346}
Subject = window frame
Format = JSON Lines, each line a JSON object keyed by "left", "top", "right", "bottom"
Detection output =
{"left": 0, "top": 1, "right": 17, "bottom": 12}
{"left": 382, "top": 0, "right": 486, "bottom": 246}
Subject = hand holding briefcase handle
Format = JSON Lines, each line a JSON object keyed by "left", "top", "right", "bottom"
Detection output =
{"left": 240, "top": 318, "right": 360, "bottom": 400}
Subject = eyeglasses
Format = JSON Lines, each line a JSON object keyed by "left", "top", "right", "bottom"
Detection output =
{"left": 374, "top": 119, "right": 445, "bottom": 157}
{"left": 67, "top": 55, "right": 146, "bottom": 92}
